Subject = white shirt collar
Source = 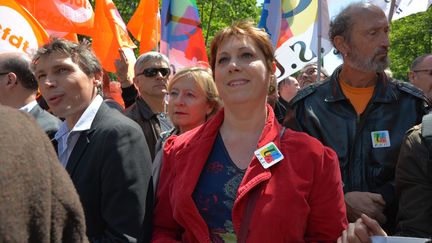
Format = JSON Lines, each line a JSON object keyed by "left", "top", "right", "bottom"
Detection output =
{"left": 54, "top": 95, "right": 104, "bottom": 140}
{"left": 19, "top": 100, "right": 38, "bottom": 113}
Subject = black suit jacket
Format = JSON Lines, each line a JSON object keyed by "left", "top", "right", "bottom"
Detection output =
{"left": 64, "top": 103, "right": 153, "bottom": 242}
{"left": 29, "top": 103, "right": 61, "bottom": 140}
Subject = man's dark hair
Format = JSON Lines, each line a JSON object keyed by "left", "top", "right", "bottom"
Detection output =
{"left": 329, "top": 2, "right": 369, "bottom": 54}
{"left": 410, "top": 54, "right": 432, "bottom": 70}
{"left": 32, "top": 38, "right": 102, "bottom": 78}
{"left": 0, "top": 55, "right": 37, "bottom": 91}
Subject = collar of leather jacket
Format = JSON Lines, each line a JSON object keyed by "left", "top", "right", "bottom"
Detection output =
{"left": 324, "top": 65, "right": 396, "bottom": 104}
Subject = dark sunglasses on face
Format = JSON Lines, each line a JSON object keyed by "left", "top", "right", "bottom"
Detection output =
{"left": 138, "top": 67, "right": 170, "bottom": 78}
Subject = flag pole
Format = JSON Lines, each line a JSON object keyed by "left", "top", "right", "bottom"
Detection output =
{"left": 156, "top": 4, "right": 160, "bottom": 52}
{"left": 316, "top": 0, "right": 322, "bottom": 82}
{"left": 388, "top": 0, "right": 396, "bottom": 21}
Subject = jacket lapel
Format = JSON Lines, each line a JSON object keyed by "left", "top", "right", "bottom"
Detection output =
{"left": 65, "top": 131, "right": 90, "bottom": 176}
{"left": 65, "top": 103, "right": 107, "bottom": 176}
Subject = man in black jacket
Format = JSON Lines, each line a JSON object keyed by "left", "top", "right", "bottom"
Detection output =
{"left": 285, "top": 3, "right": 429, "bottom": 233}
{"left": 115, "top": 50, "right": 172, "bottom": 160}
{"left": 32, "top": 38, "right": 153, "bottom": 242}
{"left": 0, "top": 52, "right": 61, "bottom": 139}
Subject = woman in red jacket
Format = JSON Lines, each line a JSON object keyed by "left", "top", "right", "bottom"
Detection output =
{"left": 152, "top": 20, "right": 347, "bottom": 243}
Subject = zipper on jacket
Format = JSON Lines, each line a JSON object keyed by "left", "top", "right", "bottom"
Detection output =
{"left": 348, "top": 100, "right": 375, "bottom": 191}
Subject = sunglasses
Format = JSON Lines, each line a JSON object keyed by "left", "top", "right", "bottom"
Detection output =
{"left": 138, "top": 67, "right": 170, "bottom": 78}
{"left": 413, "top": 69, "right": 432, "bottom": 75}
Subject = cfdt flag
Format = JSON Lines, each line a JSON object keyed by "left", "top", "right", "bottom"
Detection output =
{"left": 91, "top": 0, "right": 136, "bottom": 72}
{"left": 127, "top": 0, "right": 160, "bottom": 54}
{"left": 160, "top": 0, "right": 208, "bottom": 70}
{"left": 0, "top": 0, "right": 49, "bottom": 55}
{"left": 16, "top": 0, "right": 94, "bottom": 39}
{"left": 259, "top": 0, "right": 331, "bottom": 79}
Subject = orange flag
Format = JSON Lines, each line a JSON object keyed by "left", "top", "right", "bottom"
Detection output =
{"left": 16, "top": 0, "right": 94, "bottom": 38}
{"left": 127, "top": 0, "right": 160, "bottom": 54}
{"left": 0, "top": 0, "right": 49, "bottom": 55}
{"left": 91, "top": 0, "right": 136, "bottom": 72}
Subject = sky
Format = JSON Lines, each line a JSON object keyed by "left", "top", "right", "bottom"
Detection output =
{"left": 257, "top": 0, "right": 264, "bottom": 6}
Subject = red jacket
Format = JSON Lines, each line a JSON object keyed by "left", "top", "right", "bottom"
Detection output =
{"left": 152, "top": 106, "right": 347, "bottom": 242}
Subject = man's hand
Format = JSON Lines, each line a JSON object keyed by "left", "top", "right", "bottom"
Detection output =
{"left": 345, "top": 191, "right": 387, "bottom": 224}
{"left": 114, "top": 48, "right": 133, "bottom": 87}
{"left": 337, "top": 214, "right": 387, "bottom": 243}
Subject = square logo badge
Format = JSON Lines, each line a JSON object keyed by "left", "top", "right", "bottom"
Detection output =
{"left": 254, "top": 142, "right": 284, "bottom": 169}
{"left": 371, "top": 130, "right": 391, "bottom": 148}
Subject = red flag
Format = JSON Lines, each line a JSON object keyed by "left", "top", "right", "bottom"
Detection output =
{"left": 127, "top": 0, "right": 160, "bottom": 54}
{"left": 91, "top": 0, "right": 136, "bottom": 72}
{"left": 16, "top": 0, "right": 94, "bottom": 38}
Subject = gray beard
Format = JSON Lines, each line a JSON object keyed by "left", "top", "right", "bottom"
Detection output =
{"left": 349, "top": 52, "right": 389, "bottom": 73}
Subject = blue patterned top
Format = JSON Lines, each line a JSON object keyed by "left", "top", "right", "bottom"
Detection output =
{"left": 192, "top": 133, "right": 246, "bottom": 242}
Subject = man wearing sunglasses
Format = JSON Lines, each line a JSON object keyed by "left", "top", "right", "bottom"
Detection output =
{"left": 119, "top": 51, "right": 173, "bottom": 160}
{"left": 0, "top": 52, "right": 61, "bottom": 140}
{"left": 409, "top": 54, "right": 432, "bottom": 101}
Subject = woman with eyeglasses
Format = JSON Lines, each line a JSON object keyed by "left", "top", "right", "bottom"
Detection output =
{"left": 152, "top": 67, "right": 222, "bottom": 193}
{"left": 152, "top": 20, "right": 347, "bottom": 242}
{"left": 123, "top": 52, "right": 173, "bottom": 161}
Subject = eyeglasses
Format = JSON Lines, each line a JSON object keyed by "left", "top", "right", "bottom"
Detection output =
{"left": 0, "top": 71, "right": 10, "bottom": 76}
{"left": 138, "top": 67, "right": 170, "bottom": 78}
{"left": 413, "top": 69, "right": 432, "bottom": 75}
{"left": 304, "top": 67, "right": 318, "bottom": 76}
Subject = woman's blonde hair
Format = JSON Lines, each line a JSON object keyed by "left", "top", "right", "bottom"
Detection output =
{"left": 167, "top": 67, "right": 222, "bottom": 118}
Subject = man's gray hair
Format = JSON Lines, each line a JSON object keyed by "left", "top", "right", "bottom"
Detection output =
{"left": 134, "top": 52, "right": 170, "bottom": 74}
{"left": 410, "top": 54, "right": 432, "bottom": 70}
{"left": 329, "top": 2, "right": 372, "bottom": 53}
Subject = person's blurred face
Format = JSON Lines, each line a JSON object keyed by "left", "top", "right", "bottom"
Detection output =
{"left": 344, "top": 8, "right": 390, "bottom": 72}
{"left": 34, "top": 52, "right": 99, "bottom": 127}
{"left": 214, "top": 35, "right": 269, "bottom": 106}
{"left": 134, "top": 60, "right": 170, "bottom": 100}
{"left": 298, "top": 65, "right": 323, "bottom": 88}
{"left": 168, "top": 76, "right": 212, "bottom": 134}
{"left": 410, "top": 56, "right": 432, "bottom": 100}
{"left": 279, "top": 77, "right": 299, "bottom": 102}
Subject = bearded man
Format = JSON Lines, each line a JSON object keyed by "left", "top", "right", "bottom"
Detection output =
{"left": 284, "top": 3, "right": 429, "bottom": 233}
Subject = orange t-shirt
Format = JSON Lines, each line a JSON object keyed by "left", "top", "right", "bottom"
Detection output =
{"left": 339, "top": 79, "right": 375, "bottom": 115}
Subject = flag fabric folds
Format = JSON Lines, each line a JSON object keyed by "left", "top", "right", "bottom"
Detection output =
{"left": 0, "top": 0, "right": 49, "bottom": 55}
{"left": 160, "top": 0, "right": 208, "bottom": 70}
{"left": 260, "top": 0, "right": 432, "bottom": 78}
{"left": 259, "top": 0, "right": 331, "bottom": 79}
{"left": 91, "top": 0, "right": 136, "bottom": 72}
{"left": 127, "top": 0, "right": 160, "bottom": 54}
{"left": 15, "top": 0, "right": 94, "bottom": 39}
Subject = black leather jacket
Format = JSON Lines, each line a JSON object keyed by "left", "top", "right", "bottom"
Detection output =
{"left": 285, "top": 66, "right": 429, "bottom": 203}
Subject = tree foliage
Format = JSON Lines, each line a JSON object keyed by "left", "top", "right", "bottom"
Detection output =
{"left": 389, "top": 7, "right": 432, "bottom": 81}
{"left": 103, "top": 0, "right": 261, "bottom": 53}
{"left": 196, "top": 0, "right": 261, "bottom": 47}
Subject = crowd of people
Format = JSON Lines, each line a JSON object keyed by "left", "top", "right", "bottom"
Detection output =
{"left": 0, "top": 2, "right": 431, "bottom": 243}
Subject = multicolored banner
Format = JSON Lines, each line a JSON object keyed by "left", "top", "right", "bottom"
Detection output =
{"left": 16, "top": 0, "right": 94, "bottom": 39}
{"left": 127, "top": 0, "right": 160, "bottom": 54}
{"left": 91, "top": 0, "right": 136, "bottom": 72}
{"left": 0, "top": 0, "right": 49, "bottom": 56}
{"left": 259, "top": 0, "right": 331, "bottom": 79}
{"left": 160, "top": 0, "right": 208, "bottom": 71}
{"left": 261, "top": 0, "right": 432, "bottom": 78}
